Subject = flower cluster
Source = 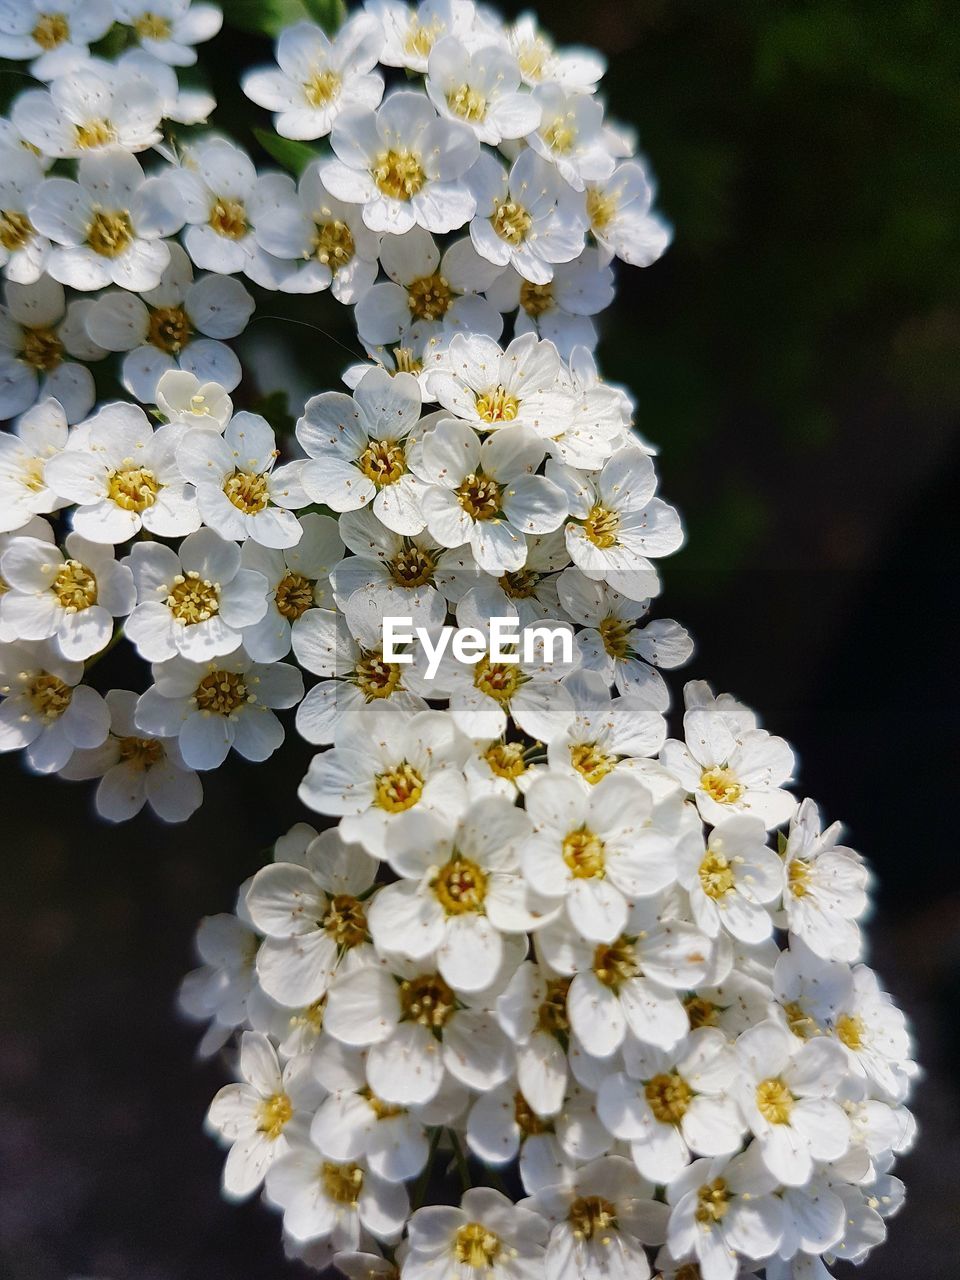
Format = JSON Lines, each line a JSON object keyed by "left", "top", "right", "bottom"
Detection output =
{"left": 0, "top": 2, "right": 916, "bottom": 1279}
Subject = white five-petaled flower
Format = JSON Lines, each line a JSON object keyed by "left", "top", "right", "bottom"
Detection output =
{"left": 0, "top": 400, "right": 67, "bottom": 532}
{"left": 321, "top": 90, "right": 479, "bottom": 235}
{"left": 154, "top": 367, "right": 233, "bottom": 429}
{"left": 404, "top": 1188, "right": 548, "bottom": 1280}
{"left": 425, "top": 36, "right": 541, "bottom": 145}
{"left": 546, "top": 668, "right": 667, "bottom": 785}
{"left": 115, "top": 0, "right": 223, "bottom": 67}
{"left": 0, "top": 637, "right": 109, "bottom": 772}
{"left": 485, "top": 250, "right": 615, "bottom": 360}
{"left": 586, "top": 160, "right": 672, "bottom": 268}
{"left": 29, "top": 150, "right": 183, "bottom": 292}
{"left": 780, "top": 798, "right": 869, "bottom": 962}
{"left": 243, "top": 14, "right": 384, "bottom": 140}
{"left": 679, "top": 815, "right": 784, "bottom": 944}
{"left": 177, "top": 411, "right": 307, "bottom": 549}
{"left": 0, "top": 275, "right": 102, "bottom": 422}
{"left": 527, "top": 83, "right": 616, "bottom": 191}
{"left": 365, "top": 0, "right": 482, "bottom": 74}
{"left": 0, "top": 148, "right": 49, "bottom": 284}
{"left": 0, "top": 0, "right": 113, "bottom": 80}
{"left": 506, "top": 13, "right": 605, "bottom": 92}
{"left": 13, "top": 60, "right": 163, "bottom": 157}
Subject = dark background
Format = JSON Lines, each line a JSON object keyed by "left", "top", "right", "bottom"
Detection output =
{"left": 1, "top": 1, "right": 958, "bottom": 1276}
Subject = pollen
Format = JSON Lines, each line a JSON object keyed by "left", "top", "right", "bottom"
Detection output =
{"left": 403, "top": 16, "right": 444, "bottom": 60}
{"left": 87, "top": 209, "right": 133, "bottom": 258}
{"left": 53, "top": 559, "right": 97, "bottom": 611}
{"left": 358, "top": 439, "right": 406, "bottom": 487}
{"left": 374, "top": 761, "right": 423, "bottom": 812}
{"left": 586, "top": 187, "right": 618, "bottom": 234}
{"left": 193, "top": 669, "right": 249, "bottom": 715}
{"left": 592, "top": 937, "right": 639, "bottom": 989}
{"left": 684, "top": 995, "right": 720, "bottom": 1029}
{"left": 700, "top": 766, "right": 743, "bottom": 806}
{"left": 393, "top": 346, "right": 423, "bottom": 375}
{"left": 257, "top": 1090, "right": 293, "bottom": 1139}
{"left": 447, "top": 83, "right": 487, "bottom": 121}
{"left": 491, "top": 198, "right": 533, "bottom": 246}
{"left": 645, "top": 1071, "right": 693, "bottom": 1125}
{"left": 148, "top": 304, "right": 192, "bottom": 354}
{"left": 32, "top": 13, "right": 70, "bottom": 49}
{"left": 21, "top": 326, "right": 64, "bottom": 373}
{"left": 562, "top": 827, "right": 605, "bottom": 879}
{"left": 475, "top": 385, "right": 520, "bottom": 423}
{"left": 355, "top": 653, "right": 402, "bottom": 700}
{"left": 498, "top": 567, "right": 539, "bottom": 599}
{"left": 583, "top": 503, "right": 620, "bottom": 549}
{"left": 756, "top": 1076, "right": 794, "bottom": 1124}
{"left": 223, "top": 469, "right": 270, "bottom": 514}
{"left": 568, "top": 1195, "right": 617, "bottom": 1241}
{"left": 27, "top": 672, "right": 72, "bottom": 720}
{"left": 167, "top": 573, "right": 220, "bottom": 625}
{"left": 519, "top": 280, "right": 554, "bottom": 317}
{"left": 373, "top": 148, "right": 426, "bottom": 201}
{"left": 695, "top": 1177, "right": 731, "bottom": 1225}
{"left": 274, "top": 570, "right": 315, "bottom": 621}
{"left": 570, "top": 741, "right": 617, "bottom": 784}
{"left": 483, "top": 740, "right": 529, "bottom": 780}
{"left": 514, "top": 1091, "right": 549, "bottom": 1136}
{"left": 454, "top": 1221, "right": 502, "bottom": 1269}
{"left": 75, "top": 119, "right": 117, "bottom": 149}
{"left": 209, "top": 197, "right": 248, "bottom": 240}
{"left": 399, "top": 971, "right": 456, "bottom": 1028}
{"left": 536, "top": 976, "right": 572, "bottom": 1036}
{"left": 457, "top": 472, "right": 501, "bottom": 520}
{"left": 542, "top": 114, "right": 578, "bottom": 154}
{"left": 312, "top": 218, "right": 354, "bottom": 268}
{"left": 474, "top": 656, "right": 521, "bottom": 705}
{"left": 407, "top": 272, "right": 452, "bottom": 320}
{"left": 390, "top": 544, "right": 436, "bottom": 589}
{"left": 117, "top": 735, "right": 165, "bottom": 770}
{"left": 134, "top": 12, "right": 172, "bottom": 40}
{"left": 304, "top": 68, "right": 341, "bottom": 107}
{"left": 698, "top": 848, "right": 735, "bottom": 900}
{"left": 0, "top": 209, "right": 34, "bottom": 252}
{"left": 107, "top": 465, "right": 159, "bottom": 513}
{"left": 432, "top": 856, "right": 488, "bottom": 915}
{"left": 323, "top": 894, "right": 368, "bottom": 948}
{"left": 597, "top": 614, "right": 632, "bottom": 659}
{"left": 783, "top": 1001, "right": 819, "bottom": 1040}
{"left": 321, "top": 1160, "right": 363, "bottom": 1204}
{"left": 836, "top": 1013, "right": 866, "bottom": 1051}
{"left": 787, "top": 857, "right": 812, "bottom": 897}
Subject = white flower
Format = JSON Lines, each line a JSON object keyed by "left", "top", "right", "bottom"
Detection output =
{"left": 123, "top": 527, "right": 268, "bottom": 662}
{"left": 527, "top": 84, "right": 616, "bottom": 191}
{"left": 586, "top": 160, "right": 672, "bottom": 268}
{"left": 404, "top": 1189, "right": 548, "bottom": 1280}
{"left": 44, "top": 401, "right": 200, "bottom": 542}
{"left": 426, "top": 37, "right": 541, "bottom": 145}
{"left": 734, "top": 1019, "right": 851, "bottom": 1186}
{"left": 298, "top": 702, "right": 468, "bottom": 858}
{"left": 239, "top": 514, "right": 342, "bottom": 662}
{"left": 368, "top": 796, "right": 548, "bottom": 992}
{"left": 679, "top": 815, "right": 784, "bottom": 944}
{"left": 0, "top": 517, "right": 55, "bottom": 639}
{"left": 413, "top": 417, "right": 567, "bottom": 572}
{"left": 598, "top": 1029, "right": 744, "bottom": 1182}
{"left": 557, "top": 568, "right": 692, "bottom": 708}
{"left": 135, "top": 648, "right": 303, "bottom": 770}
{"left": 547, "top": 669, "right": 666, "bottom": 784}
{"left": 442, "top": 529, "right": 567, "bottom": 629}
{"left": 522, "top": 771, "right": 679, "bottom": 944}
{"left": 495, "top": 961, "right": 575, "bottom": 1118}
{"left": 485, "top": 251, "right": 614, "bottom": 360}
{"left": 0, "top": 276, "right": 99, "bottom": 422}
{"left": 321, "top": 90, "right": 479, "bottom": 235}
{"left": 265, "top": 1138, "right": 408, "bottom": 1248}
{"left": 666, "top": 1147, "right": 785, "bottom": 1280}
{"left": 13, "top": 60, "right": 163, "bottom": 157}
{"left": 85, "top": 242, "right": 254, "bottom": 401}
{"left": 0, "top": 530, "right": 134, "bottom": 660}
{"left": 0, "top": 0, "right": 112, "bottom": 79}
{"left": 366, "top": 0, "right": 482, "bottom": 74}
{"left": 506, "top": 15, "right": 605, "bottom": 92}
{"left": 179, "top": 895, "right": 259, "bottom": 1055}
{"left": 550, "top": 446, "right": 684, "bottom": 602}
{"left": 155, "top": 368, "right": 233, "bottom": 428}
{"left": 58, "top": 687, "right": 203, "bottom": 823}
{"left": 0, "top": 397, "right": 68, "bottom": 531}
{"left": 251, "top": 164, "right": 381, "bottom": 299}
{"left": 780, "top": 798, "right": 868, "bottom": 962}
{"left": 29, "top": 150, "right": 183, "bottom": 292}
{"left": 297, "top": 367, "right": 428, "bottom": 535}
{"left": 206, "top": 1030, "right": 323, "bottom": 1199}
{"left": 177, "top": 411, "right": 308, "bottom": 548}
{"left": 0, "top": 149, "right": 50, "bottom": 283}
{"left": 354, "top": 227, "right": 503, "bottom": 347}
{"left": 243, "top": 14, "right": 384, "bottom": 140}
{"left": 0, "top": 637, "right": 109, "bottom": 772}
{"left": 660, "top": 704, "right": 797, "bottom": 830}
{"left": 828, "top": 965, "right": 915, "bottom": 1102}
{"left": 117, "top": 46, "right": 216, "bottom": 125}
{"left": 115, "top": 0, "right": 223, "bottom": 67}
{"left": 466, "top": 149, "right": 587, "bottom": 284}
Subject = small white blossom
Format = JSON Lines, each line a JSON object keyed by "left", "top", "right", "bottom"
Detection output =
{"left": 0, "top": 0, "right": 112, "bottom": 80}
{"left": 115, "top": 0, "right": 222, "bottom": 67}
{"left": 426, "top": 36, "right": 541, "bottom": 145}
{"left": 155, "top": 367, "right": 233, "bottom": 429}
{"left": 0, "top": 397, "right": 68, "bottom": 531}
{"left": 780, "top": 798, "right": 868, "bottom": 961}
{"left": 404, "top": 1189, "right": 548, "bottom": 1280}
{"left": 586, "top": 160, "right": 672, "bottom": 268}
{"left": 0, "top": 637, "right": 109, "bottom": 772}
{"left": 0, "top": 149, "right": 50, "bottom": 284}
{"left": 366, "top": 0, "right": 482, "bottom": 74}
{"left": 0, "top": 276, "right": 101, "bottom": 422}
{"left": 13, "top": 60, "right": 164, "bottom": 157}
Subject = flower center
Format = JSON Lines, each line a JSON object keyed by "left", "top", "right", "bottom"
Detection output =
{"left": 562, "top": 827, "right": 605, "bottom": 879}
{"left": 483, "top": 741, "right": 529, "bottom": 780}
{"left": 699, "top": 766, "right": 743, "bottom": 806}
{"left": 583, "top": 503, "right": 620, "bottom": 549}
{"left": 787, "top": 857, "right": 812, "bottom": 897}
{"left": 491, "top": 198, "right": 533, "bottom": 246}
{"left": 645, "top": 1071, "right": 693, "bottom": 1124}
{"left": 390, "top": 544, "right": 436, "bottom": 588}
{"left": 474, "top": 656, "right": 521, "bottom": 705}
{"left": 403, "top": 17, "right": 443, "bottom": 59}
{"left": 592, "top": 937, "right": 639, "bottom": 989}
{"left": 542, "top": 114, "right": 577, "bottom": 154}
{"left": 698, "top": 849, "right": 735, "bottom": 900}
{"left": 695, "top": 1178, "right": 731, "bottom": 1225}
{"left": 394, "top": 346, "right": 422, "bottom": 375}
{"left": 107, "top": 465, "right": 159, "bottom": 512}
{"left": 514, "top": 1091, "right": 549, "bottom": 1136}
{"left": 256, "top": 1091, "right": 293, "bottom": 1140}
{"left": 836, "top": 1012, "right": 866, "bottom": 1051}
{"left": 321, "top": 1160, "right": 363, "bottom": 1204}
{"left": 312, "top": 218, "right": 354, "bottom": 268}
{"left": 407, "top": 272, "right": 452, "bottom": 320}
{"left": 209, "top": 197, "right": 248, "bottom": 240}
{"left": 223, "top": 469, "right": 269, "bottom": 514}
{"left": 359, "top": 1087, "right": 405, "bottom": 1121}
{"left": 400, "top": 972, "right": 456, "bottom": 1028}
{"left": 75, "top": 119, "right": 117, "bottom": 149}
{"left": 598, "top": 614, "right": 632, "bottom": 659}
{"left": 304, "top": 68, "right": 341, "bottom": 107}
{"left": 117, "top": 735, "right": 165, "bottom": 769}
{"left": 454, "top": 1222, "right": 502, "bottom": 1269}
{"left": 27, "top": 673, "right": 72, "bottom": 720}
{"left": 323, "top": 893, "right": 367, "bottom": 948}
{"left": 373, "top": 149, "right": 426, "bottom": 201}
{"left": 783, "top": 1001, "right": 819, "bottom": 1040}
{"left": 167, "top": 573, "right": 220, "bottom": 624}
{"left": 536, "top": 976, "right": 571, "bottom": 1036}
{"left": 685, "top": 995, "right": 720, "bottom": 1029}
{"left": 432, "top": 856, "right": 487, "bottom": 915}
{"left": 756, "top": 1076, "right": 794, "bottom": 1124}
{"left": 53, "top": 559, "right": 97, "bottom": 610}
{"left": 273, "top": 570, "right": 314, "bottom": 620}
{"left": 0, "top": 209, "right": 34, "bottom": 251}
{"left": 568, "top": 1196, "right": 617, "bottom": 1241}
{"left": 374, "top": 761, "right": 423, "bottom": 812}
{"left": 456, "top": 472, "right": 501, "bottom": 520}
{"left": 358, "top": 438, "right": 406, "bottom": 487}
{"left": 135, "top": 12, "right": 171, "bottom": 39}
{"left": 32, "top": 13, "right": 70, "bottom": 49}
{"left": 586, "top": 187, "right": 618, "bottom": 233}
{"left": 447, "top": 84, "right": 487, "bottom": 122}
{"left": 21, "top": 326, "right": 63, "bottom": 372}
{"left": 193, "top": 670, "right": 249, "bottom": 715}
{"left": 148, "top": 304, "right": 193, "bottom": 354}
{"left": 519, "top": 280, "right": 554, "bottom": 317}
{"left": 476, "top": 386, "right": 521, "bottom": 425}
{"left": 569, "top": 741, "right": 616, "bottom": 785}
{"left": 87, "top": 208, "right": 133, "bottom": 256}
{"left": 355, "top": 653, "right": 402, "bottom": 700}
{"left": 516, "top": 37, "right": 550, "bottom": 81}
{"left": 497, "top": 568, "right": 538, "bottom": 599}
{"left": 289, "top": 997, "right": 326, "bottom": 1035}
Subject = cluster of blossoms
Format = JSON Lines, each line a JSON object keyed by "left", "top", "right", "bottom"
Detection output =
{"left": 0, "top": 3, "right": 916, "bottom": 1279}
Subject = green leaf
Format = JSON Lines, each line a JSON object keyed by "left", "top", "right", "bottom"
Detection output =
{"left": 302, "top": 0, "right": 347, "bottom": 35}
{"left": 253, "top": 127, "right": 320, "bottom": 175}
{"left": 224, "top": 0, "right": 309, "bottom": 37}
